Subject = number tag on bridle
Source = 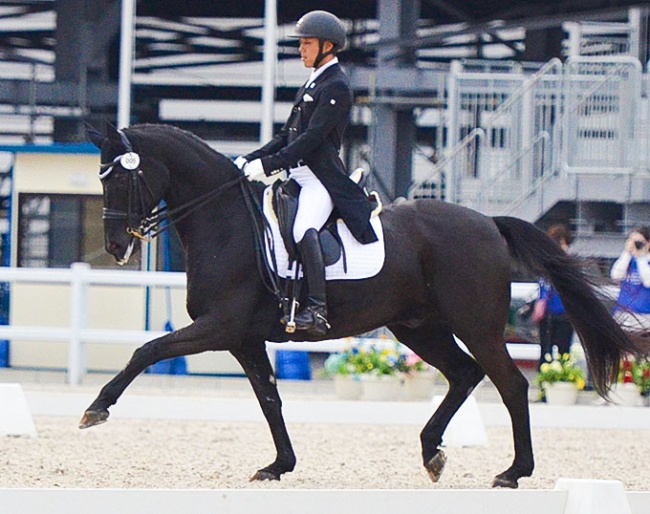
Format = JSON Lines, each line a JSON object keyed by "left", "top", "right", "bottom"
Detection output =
{"left": 120, "top": 152, "right": 140, "bottom": 170}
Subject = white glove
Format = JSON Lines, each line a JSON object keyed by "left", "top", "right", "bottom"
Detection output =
{"left": 243, "top": 158, "right": 265, "bottom": 180}
{"left": 233, "top": 156, "right": 248, "bottom": 170}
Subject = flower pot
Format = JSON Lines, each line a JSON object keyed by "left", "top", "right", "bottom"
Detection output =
{"left": 543, "top": 381, "right": 578, "bottom": 405}
{"left": 333, "top": 374, "right": 362, "bottom": 400}
{"left": 361, "top": 374, "right": 402, "bottom": 401}
{"left": 404, "top": 373, "right": 435, "bottom": 401}
{"left": 610, "top": 383, "right": 641, "bottom": 407}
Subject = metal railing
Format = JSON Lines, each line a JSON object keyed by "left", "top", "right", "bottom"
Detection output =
{"left": 411, "top": 56, "right": 650, "bottom": 220}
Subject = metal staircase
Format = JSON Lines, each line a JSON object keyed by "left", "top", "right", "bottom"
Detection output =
{"left": 410, "top": 56, "right": 650, "bottom": 257}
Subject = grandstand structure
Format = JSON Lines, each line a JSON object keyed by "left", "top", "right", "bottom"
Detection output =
{"left": 0, "top": 0, "right": 649, "bottom": 268}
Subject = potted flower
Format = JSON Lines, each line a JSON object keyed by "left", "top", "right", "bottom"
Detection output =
{"left": 633, "top": 358, "right": 650, "bottom": 405}
{"left": 612, "top": 357, "right": 641, "bottom": 406}
{"left": 398, "top": 351, "right": 437, "bottom": 401}
{"left": 323, "top": 347, "right": 364, "bottom": 400}
{"left": 353, "top": 344, "right": 404, "bottom": 401}
{"left": 324, "top": 342, "right": 407, "bottom": 401}
{"left": 535, "top": 351, "right": 586, "bottom": 405}
{"left": 612, "top": 356, "right": 650, "bottom": 407}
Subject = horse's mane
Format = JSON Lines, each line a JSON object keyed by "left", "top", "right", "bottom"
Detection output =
{"left": 126, "top": 123, "right": 227, "bottom": 162}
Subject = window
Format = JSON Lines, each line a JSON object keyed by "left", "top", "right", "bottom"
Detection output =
{"left": 18, "top": 193, "right": 141, "bottom": 269}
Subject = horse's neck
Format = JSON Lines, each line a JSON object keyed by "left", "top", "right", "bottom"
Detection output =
{"left": 163, "top": 164, "right": 260, "bottom": 266}
{"left": 134, "top": 127, "right": 262, "bottom": 264}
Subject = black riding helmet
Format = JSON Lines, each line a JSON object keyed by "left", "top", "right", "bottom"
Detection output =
{"left": 289, "top": 10, "right": 347, "bottom": 68}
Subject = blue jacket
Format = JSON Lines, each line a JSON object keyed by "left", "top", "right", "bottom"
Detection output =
{"left": 539, "top": 277, "right": 566, "bottom": 315}
{"left": 616, "top": 258, "right": 650, "bottom": 314}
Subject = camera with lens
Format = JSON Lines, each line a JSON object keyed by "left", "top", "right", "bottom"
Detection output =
{"left": 634, "top": 240, "right": 646, "bottom": 250}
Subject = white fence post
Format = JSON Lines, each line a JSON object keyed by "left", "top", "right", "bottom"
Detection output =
{"left": 67, "top": 262, "right": 90, "bottom": 385}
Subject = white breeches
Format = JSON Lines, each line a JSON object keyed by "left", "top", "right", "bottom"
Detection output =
{"left": 290, "top": 165, "right": 334, "bottom": 243}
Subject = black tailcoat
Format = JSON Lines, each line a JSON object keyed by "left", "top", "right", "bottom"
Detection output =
{"left": 244, "top": 64, "right": 377, "bottom": 244}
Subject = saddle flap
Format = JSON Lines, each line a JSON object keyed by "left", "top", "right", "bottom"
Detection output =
{"left": 272, "top": 179, "right": 301, "bottom": 262}
{"left": 271, "top": 178, "right": 341, "bottom": 266}
{"left": 263, "top": 185, "right": 385, "bottom": 281}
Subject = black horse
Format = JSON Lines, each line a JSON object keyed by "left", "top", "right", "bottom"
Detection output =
{"left": 82, "top": 123, "right": 646, "bottom": 489}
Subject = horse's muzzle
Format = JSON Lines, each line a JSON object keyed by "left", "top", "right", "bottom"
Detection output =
{"left": 105, "top": 233, "right": 137, "bottom": 265}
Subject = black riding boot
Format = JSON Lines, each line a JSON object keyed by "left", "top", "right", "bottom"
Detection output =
{"left": 293, "top": 228, "right": 329, "bottom": 336}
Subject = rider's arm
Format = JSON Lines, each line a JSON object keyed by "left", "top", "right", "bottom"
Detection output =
{"left": 244, "top": 124, "right": 290, "bottom": 163}
{"left": 257, "top": 80, "right": 352, "bottom": 176}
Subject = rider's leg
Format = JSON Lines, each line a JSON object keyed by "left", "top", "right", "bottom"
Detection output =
{"left": 290, "top": 166, "right": 333, "bottom": 335}
{"left": 291, "top": 166, "right": 334, "bottom": 241}
{"left": 292, "top": 228, "right": 329, "bottom": 335}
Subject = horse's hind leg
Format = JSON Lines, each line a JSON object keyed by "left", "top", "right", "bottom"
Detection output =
{"left": 389, "top": 322, "right": 485, "bottom": 483}
{"left": 230, "top": 344, "right": 296, "bottom": 481}
{"left": 468, "top": 339, "right": 533, "bottom": 488}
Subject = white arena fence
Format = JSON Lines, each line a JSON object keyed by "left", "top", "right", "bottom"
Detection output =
{"left": 0, "top": 263, "right": 540, "bottom": 385}
{"left": 0, "top": 486, "right": 647, "bottom": 514}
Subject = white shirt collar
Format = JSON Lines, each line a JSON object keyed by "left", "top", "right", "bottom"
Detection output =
{"left": 305, "top": 57, "right": 339, "bottom": 88}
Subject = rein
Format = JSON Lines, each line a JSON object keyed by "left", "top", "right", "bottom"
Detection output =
{"left": 100, "top": 130, "right": 283, "bottom": 301}
{"left": 139, "top": 175, "right": 247, "bottom": 240}
{"left": 100, "top": 130, "right": 247, "bottom": 241}
{"left": 239, "top": 180, "right": 284, "bottom": 301}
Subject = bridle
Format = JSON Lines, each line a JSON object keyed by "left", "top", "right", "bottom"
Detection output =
{"left": 99, "top": 130, "right": 246, "bottom": 241}
{"left": 97, "top": 130, "right": 282, "bottom": 301}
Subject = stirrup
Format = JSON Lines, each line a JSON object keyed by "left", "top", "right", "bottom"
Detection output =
{"left": 281, "top": 298, "right": 300, "bottom": 333}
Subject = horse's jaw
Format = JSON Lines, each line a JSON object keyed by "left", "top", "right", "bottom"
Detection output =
{"left": 115, "top": 238, "right": 136, "bottom": 266}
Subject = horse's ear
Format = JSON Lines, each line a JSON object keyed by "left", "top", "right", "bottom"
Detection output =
{"left": 105, "top": 121, "right": 122, "bottom": 146}
{"left": 85, "top": 122, "right": 104, "bottom": 148}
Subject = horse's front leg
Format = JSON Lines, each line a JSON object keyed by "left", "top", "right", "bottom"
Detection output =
{"left": 230, "top": 343, "right": 296, "bottom": 481}
{"left": 79, "top": 316, "right": 219, "bottom": 428}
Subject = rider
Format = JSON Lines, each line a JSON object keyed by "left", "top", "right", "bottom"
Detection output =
{"left": 235, "top": 10, "right": 377, "bottom": 336}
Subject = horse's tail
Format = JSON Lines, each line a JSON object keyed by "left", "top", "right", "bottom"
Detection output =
{"left": 493, "top": 215, "right": 649, "bottom": 397}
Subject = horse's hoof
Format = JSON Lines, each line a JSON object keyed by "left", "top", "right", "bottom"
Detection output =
{"left": 492, "top": 473, "right": 519, "bottom": 489}
{"left": 424, "top": 451, "right": 447, "bottom": 482}
{"left": 250, "top": 470, "right": 280, "bottom": 482}
{"left": 78, "top": 409, "right": 109, "bottom": 429}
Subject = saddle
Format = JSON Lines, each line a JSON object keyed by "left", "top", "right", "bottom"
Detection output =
{"left": 270, "top": 169, "right": 380, "bottom": 269}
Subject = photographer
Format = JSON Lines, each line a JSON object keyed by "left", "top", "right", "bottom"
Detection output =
{"left": 611, "top": 226, "right": 650, "bottom": 317}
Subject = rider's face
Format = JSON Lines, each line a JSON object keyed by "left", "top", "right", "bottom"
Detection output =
{"left": 299, "top": 37, "right": 334, "bottom": 68}
{"left": 299, "top": 37, "right": 320, "bottom": 68}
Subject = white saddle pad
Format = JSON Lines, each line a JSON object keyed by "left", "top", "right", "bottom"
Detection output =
{"left": 262, "top": 186, "right": 385, "bottom": 280}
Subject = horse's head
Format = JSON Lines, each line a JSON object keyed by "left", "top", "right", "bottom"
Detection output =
{"left": 88, "top": 123, "right": 168, "bottom": 265}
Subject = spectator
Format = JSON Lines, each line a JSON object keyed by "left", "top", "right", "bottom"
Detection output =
{"left": 610, "top": 226, "right": 650, "bottom": 322}
{"left": 532, "top": 224, "right": 575, "bottom": 368}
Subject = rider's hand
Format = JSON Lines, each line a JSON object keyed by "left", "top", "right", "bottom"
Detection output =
{"left": 233, "top": 156, "right": 248, "bottom": 171}
{"left": 243, "top": 159, "right": 265, "bottom": 180}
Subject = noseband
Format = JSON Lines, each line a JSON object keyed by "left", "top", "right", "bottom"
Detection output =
{"left": 99, "top": 130, "right": 246, "bottom": 241}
